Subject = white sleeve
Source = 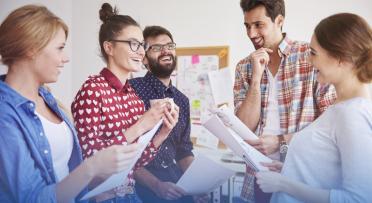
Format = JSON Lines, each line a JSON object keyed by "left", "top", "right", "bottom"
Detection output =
{"left": 330, "top": 105, "right": 372, "bottom": 203}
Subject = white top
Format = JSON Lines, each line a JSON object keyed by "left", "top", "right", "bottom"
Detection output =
{"left": 262, "top": 70, "right": 281, "bottom": 160}
{"left": 271, "top": 97, "right": 372, "bottom": 203}
{"left": 37, "top": 112, "right": 73, "bottom": 182}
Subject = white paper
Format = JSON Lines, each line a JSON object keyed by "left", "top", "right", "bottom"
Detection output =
{"left": 81, "top": 120, "right": 163, "bottom": 200}
{"left": 208, "top": 68, "right": 234, "bottom": 107}
{"left": 192, "top": 124, "right": 219, "bottom": 149}
{"left": 203, "top": 115, "right": 271, "bottom": 171}
{"left": 176, "top": 154, "right": 234, "bottom": 195}
{"left": 211, "top": 106, "right": 258, "bottom": 140}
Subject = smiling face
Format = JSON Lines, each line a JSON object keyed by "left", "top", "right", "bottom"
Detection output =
{"left": 144, "top": 34, "right": 176, "bottom": 78}
{"left": 104, "top": 25, "right": 145, "bottom": 74}
{"left": 32, "top": 27, "right": 69, "bottom": 84}
{"left": 243, "top": 5, "right": 284, "bottom": 50}
{"left": 310, "top": 34, "right": 348, "bottom": 85}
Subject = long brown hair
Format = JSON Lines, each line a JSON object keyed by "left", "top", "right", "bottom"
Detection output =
{"left": 314, "top": 13, "right": 372, "bottom": 83}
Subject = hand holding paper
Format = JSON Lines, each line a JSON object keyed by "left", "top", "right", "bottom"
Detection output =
{"left": 81, "top": 120, "right": 163, "bottom": 200}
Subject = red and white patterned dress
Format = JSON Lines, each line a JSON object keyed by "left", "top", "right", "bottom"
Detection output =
{"left": 71, "top": 68, "right": 158, "bottom": 187}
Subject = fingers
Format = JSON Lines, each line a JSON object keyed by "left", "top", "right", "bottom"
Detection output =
{"left": 260, "top": 162, "right": 274, "bottom": 167}
{"left": 162, "top": 106, "right": 179, "bottom": 129}
{"left": 245, "top": 138, "right": 261, "bottom": 146}
{"left": 251, "top": 48, "right": 271, "bottom": 65}
{"left": 165, "top": 187, "right": 185, "bottom": 200}
{"left": 263, "top": 48, "right": 273, "bottom": 53}
{"left": 260, "top": 162, "right": 281, "bottom": 172}
{"left": 117, "top": 143, "right": 139, "bottom": 153}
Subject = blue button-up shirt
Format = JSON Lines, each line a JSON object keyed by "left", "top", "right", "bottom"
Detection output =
{"left": 0, "top": 75, "right": 85, "bottom": 203}
{"left": 130, "top": 72, "right": 193, "bottom": 182}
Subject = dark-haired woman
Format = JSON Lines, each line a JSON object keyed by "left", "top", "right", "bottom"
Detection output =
{"left": 71, "top": 3, "right": 179, "bottom": 203}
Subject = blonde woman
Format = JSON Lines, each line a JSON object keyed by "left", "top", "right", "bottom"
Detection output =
{"left": 0, "top": 5, "right": 141, "bottom": 203}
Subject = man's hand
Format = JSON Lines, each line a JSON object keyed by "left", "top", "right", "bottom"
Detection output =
{"left": 153, "top": 104, "right": 179, "bottom": 147}
{"left": 249, "top": 48, "right": 273, "bottom": 82}
{"left": 260, "top": 160, "right": 283, "bottom": 172}
{"left": 245, "top": 135, "right": 279, "bottom": 155}
{"left": 193, "top": 194, "right": 210, "bottom": 203}
{"left": 154, "top": 181, "right": 186, "bottom": 200}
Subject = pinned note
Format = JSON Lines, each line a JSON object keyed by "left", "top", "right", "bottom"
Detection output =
{"left": 191, "top": 55, "right": 200, "bottom": 64}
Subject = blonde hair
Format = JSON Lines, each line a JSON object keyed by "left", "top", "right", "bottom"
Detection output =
{"left": 0, "top": 5, "right": 68, "bottom": 66}
{"left": 314, "top": 13, "right": 372, "bottom": 83}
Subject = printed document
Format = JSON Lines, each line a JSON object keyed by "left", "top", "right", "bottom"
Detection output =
{"left": 203, "top": 115, "right": 271, "bottom": 171}
{"left": 176, "top": 154, "right": 234, "bottom": 195}
{"left": 81, "top": 120, "right": 163, "bottom": 200}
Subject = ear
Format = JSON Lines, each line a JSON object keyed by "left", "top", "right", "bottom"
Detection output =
{"left": 103, "top": 41, "right": 114, "bottom": 57}
{"left": 275, "top": 15, "right": 285, "bottom": 28}
{"left": 143, "top": 55, "right": 152, "bottom": 71}
{"left": 25, "top": 48, "right": 38, "bottom": 60}
{"left": 143, "top": 56, "right": 149, "bottom": 66}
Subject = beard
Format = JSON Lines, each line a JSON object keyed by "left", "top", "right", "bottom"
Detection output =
{"left": 146, "top": 53, "right": 177, "bottom": 78}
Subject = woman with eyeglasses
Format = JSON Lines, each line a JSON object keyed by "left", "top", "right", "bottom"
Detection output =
{"left": 71, "top": 3, "right": 179, "bottom": 203}
{"left": 0, "top": 4, "right": 142, "bottom": 203}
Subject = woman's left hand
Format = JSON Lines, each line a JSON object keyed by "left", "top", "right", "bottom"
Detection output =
{"left": 255, "top": 171, "right": 284, "bottom": 193}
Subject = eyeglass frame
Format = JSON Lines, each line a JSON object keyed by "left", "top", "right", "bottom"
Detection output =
{"left": 147, "top": 42, "right": 177, "bottom": 52}
{"left": 109, "top": 39, "right": 149, "bottom": 52}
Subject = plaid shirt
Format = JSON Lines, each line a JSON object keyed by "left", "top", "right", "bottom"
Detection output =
{"left": 233, "top": 35, "right": 336, "bottom": 201}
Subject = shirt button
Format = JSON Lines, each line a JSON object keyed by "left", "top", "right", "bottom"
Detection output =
{"left": 29, "top": 103, "right": 34, "bottom": 108}
{"left": 39, "top": 132, "right": 44, "bottom": 136}
{"left": 165, "top": 147, "right": 168, "bottom": 150}
{"left": 44, "top": 150, "right": 49, "bottom": 154}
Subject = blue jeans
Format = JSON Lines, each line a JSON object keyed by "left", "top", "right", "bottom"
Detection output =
{"left": 92, "top": 192, "right": 143, "bottom": 203}
{"left": 232, "top": 197, "right": 254, "bottom": 203}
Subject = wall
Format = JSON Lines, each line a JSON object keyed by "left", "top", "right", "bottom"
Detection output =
{"left": 1, "top": 0, "right": 371, "bottom": 107}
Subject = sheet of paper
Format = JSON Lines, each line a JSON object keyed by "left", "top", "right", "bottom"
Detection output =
{"left": 192, "top": 124, "right": 219, "bottom": 149}
{"left": 81, "top": 120, "right": 163, "bottom": 200}
{"left": 176, "top": 154, "right": 234, "bottom": 195}
{"left": 213, "top": 106, "right": 258, "bottom": 140}
{"left": 203, "top": 115, "right": 271, "bottom": 171}
{"left": 208, "top": 68, "right": 234, "bottom": 107}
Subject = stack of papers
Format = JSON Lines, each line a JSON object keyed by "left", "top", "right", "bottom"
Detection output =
{"left": 212, "top": 106, "right": 259, "bottom": 140}
{"left": 203, "top": 115, "right": 271, "bottom": 171}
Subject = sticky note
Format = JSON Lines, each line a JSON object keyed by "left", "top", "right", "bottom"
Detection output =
{"left": 191, "top": 55, "right": 200, "bottom": 64}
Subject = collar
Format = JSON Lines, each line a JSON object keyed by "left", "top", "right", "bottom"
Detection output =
{"left": 0, "top": 75, "right": 55, "bottom": 107}
{"left": 100, "top": 68, "right": 133, "bottom": 93}
{"left": 278, "top": 33, "right": 294, "bottom": 57}
{"left": 144, "top": 72, "right": 175, "bottom": 96}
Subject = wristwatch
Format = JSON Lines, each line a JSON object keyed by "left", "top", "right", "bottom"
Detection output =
{"left": 278, "top": 134, "right": 288, "bottom": 162}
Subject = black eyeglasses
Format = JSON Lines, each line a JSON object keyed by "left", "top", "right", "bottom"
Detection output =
{"left": 148, "top": 43, "right": 176, "bottom": 52}
{"left": 109, "top": 39, "right": 149, "bottom": 52}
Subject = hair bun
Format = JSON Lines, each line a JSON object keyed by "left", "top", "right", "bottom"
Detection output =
{"left": 355, "top": 48, "right": 372, "bottom": 83}
{"left": 99, "top": 3, "right": 118, "bottom": 23}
